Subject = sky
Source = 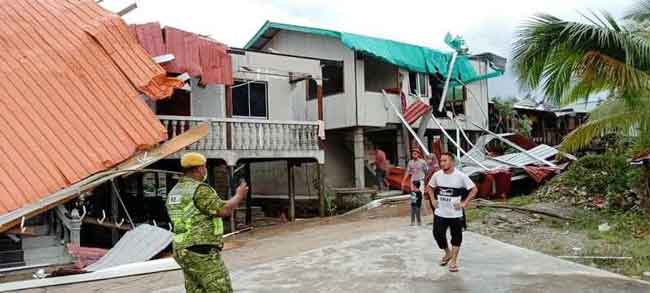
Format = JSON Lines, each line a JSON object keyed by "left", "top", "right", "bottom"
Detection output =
{"left": 102, "top": 0, "right": 635, "bottom": 99}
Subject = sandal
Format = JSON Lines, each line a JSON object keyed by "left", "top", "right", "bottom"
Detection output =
{"left": 439, "top": 256, "right": 451, "bottom": 266}
{"left": 448, "top": 263, "right": 459, "bottom": 272}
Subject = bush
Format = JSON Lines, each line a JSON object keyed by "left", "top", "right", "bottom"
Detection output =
{"left": 563, "top": 153, "right": 639, "bottom": 195}
{"left": 537, "top": 153, "right": 640, "bottom": 210}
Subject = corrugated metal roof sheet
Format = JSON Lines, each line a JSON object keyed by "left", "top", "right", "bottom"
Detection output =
{"left": 129, "top": 23, "right": 234, "bottom": 86}
{"left": 85, "top": 224, "right": 172, "bottom": 272}
{"left": 0, "top": 0, "right": 181, "bottom": 215}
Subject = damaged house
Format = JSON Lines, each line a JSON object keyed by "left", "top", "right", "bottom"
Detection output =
{"left": 128, "top": 23, "right": 327, "bottom": 230}
{"left": 0, "top": 0, "right": 199, "bottom": 270}
{"left": 243, "top": 21, "right": 506, "bottom": 191}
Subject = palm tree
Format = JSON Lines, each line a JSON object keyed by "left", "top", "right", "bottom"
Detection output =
{"left": 512, "top": 1, "right": 650, "bottom": 215}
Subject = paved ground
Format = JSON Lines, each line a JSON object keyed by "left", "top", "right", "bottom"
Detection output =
{"left": 18, "top": 211, "right": 650, "bottom": 293}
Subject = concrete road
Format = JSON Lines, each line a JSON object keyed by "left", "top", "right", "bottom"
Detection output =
{"left": 18, "top": 216, "right": 650, "bottom": 293}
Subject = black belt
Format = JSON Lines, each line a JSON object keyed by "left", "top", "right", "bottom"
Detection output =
{"left": 186, "top": 244, "right": 222, "bottom": 255}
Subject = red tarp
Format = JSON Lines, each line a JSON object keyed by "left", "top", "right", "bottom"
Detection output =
{"left": 67, "top": 244, "right": 108, "bottom": 269}
{"left": 476, "top": 169, "right": 512, "bottom": 199}
{"left": 523, "top": 166, "right": 559, "bottom": 183}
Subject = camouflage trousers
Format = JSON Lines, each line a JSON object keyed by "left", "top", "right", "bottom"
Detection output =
{"left": 174, "top": 247, "right": 233, "bottom": 293}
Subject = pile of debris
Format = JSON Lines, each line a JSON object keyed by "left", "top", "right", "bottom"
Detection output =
{"left": 536, "top": 178, "right": 641, "bottom": 211}
{"left": 534, "top": 153, "right": 642, "bottom": 211}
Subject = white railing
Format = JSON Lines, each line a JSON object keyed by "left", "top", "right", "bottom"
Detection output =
{"left": 158, "top": 115, "right": 321, "bottom": 152}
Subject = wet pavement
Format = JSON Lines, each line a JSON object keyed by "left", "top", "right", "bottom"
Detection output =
{"left": 224, "top": 225, "right": 649, "bottom": 293}
{"left": 16, "top": 212, "right": 650, "bottom": 293}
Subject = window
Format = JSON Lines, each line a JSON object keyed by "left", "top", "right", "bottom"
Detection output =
{"left": 364, "top": 56, "right": 398, "bottom": 92}
{"left": 408, "top": 72, "right": 429, "bottom": 97}
{"left": 233, "top": 80, "right": 268, "bottom": 118}
{"left": 306, "top": 78, "right": 318, "bottom": 101}
{"left": 321, "top": 60, "right": 344, "bottom": 96}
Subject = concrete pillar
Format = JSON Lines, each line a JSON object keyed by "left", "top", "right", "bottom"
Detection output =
{"left": 288, "top": 161, "right": 296, "bottom": 222}
{"left": 441, "top": 131, "right": 449, "bottom": 152}
{"left": 396, "top": 129, "right": 407, "bottom": 167}
{"left": 317, "top": 163, "right": 325, "bottom": 217}
{"left": 69, "top": 208, "right": 82, "bottom": 244}
{"left": 245, "top": 164, "right": 252, "bottom": 225}
{"left": 226, "top": 166, "right": 235, "bottom": 233}
{"left": 353, "top": 127, "right": 366, "bottom": 188}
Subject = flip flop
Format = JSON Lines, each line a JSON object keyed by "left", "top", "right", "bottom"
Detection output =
{"left": 448, "top": 263, "right": 459, "bottom": 272}
{"left": 439, "top": 256, "right": 451, "bottom": 266}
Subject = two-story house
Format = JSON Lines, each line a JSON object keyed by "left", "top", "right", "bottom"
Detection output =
{"left": 244, "top": 21, "right": 505, "bottom": 190}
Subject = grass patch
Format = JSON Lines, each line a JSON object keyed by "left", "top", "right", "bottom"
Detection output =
{"left": 506, "top": 195, "right": 538, "bottom": 207}
{"left": 571, "top": 209, "right": 650, "bottom": 276}
{"left": 466, "top": 206, "right": 495, "bottom": 223}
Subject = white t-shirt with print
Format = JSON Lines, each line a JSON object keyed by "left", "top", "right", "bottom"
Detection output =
{"left": 428, "top": 168, "right": 475, "bottom": 218}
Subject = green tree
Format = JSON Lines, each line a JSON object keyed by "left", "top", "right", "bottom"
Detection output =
{"left": 512, "top": 1, "right": 650, "bottom": 215}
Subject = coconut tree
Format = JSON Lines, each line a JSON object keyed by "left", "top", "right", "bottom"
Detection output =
{"left": 512, "top": 1, "right": 650, "bottom": 214}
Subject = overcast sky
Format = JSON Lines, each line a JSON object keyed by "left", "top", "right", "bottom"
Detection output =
{"left": 102, "top": 0, "right": 635, "bottom": 99}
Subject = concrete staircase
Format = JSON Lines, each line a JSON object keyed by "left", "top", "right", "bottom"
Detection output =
{"left": 21, "top": 235, "right": 72, "bottom": 266}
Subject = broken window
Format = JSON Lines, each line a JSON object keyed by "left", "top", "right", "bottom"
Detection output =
{"left": 364, "top": 56, "right": 398, "bottom": 92}
{"left": 233, "top": 80, "right": 268, "bottom": 118}
{"left": 408, "top": 72, "right": 429, "bottom": 97}
{"left": 429, "top": 85, "right": 466, "bottom": 117}
{"left": 321, "top": 60, "right": 344, "bottom": 96}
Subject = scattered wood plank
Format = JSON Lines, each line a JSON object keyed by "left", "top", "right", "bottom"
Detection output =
{"left": 475, "top": 201, "right": 575, "bottom": 221}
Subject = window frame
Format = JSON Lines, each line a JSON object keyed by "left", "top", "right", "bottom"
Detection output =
{"left": 408, "top": 71, "right": 430, "bottom": 97}
{"left": 321, "top": 60, "right": 345, "bottom": 97}
{"left": 232, "top": 79, "right": 269, "bottom": 119}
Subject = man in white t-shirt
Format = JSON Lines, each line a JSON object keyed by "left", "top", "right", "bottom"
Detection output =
{"left": 425, "top": 152, "right": 477, "bottom": 273}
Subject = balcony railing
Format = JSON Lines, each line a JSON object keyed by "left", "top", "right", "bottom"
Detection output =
{"left": 158, "top": 115, "right": 321, "bottom": 152}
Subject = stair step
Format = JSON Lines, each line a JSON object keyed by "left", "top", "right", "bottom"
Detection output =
{"left": 0, "top": 250, "right": 24, "bottom": 264}
{"left": 0, "top": 261, "right": 26, "bottom": 269}
{"left": 21, "top": 235, "right": 60, "bottom": 250}
{"left": 23, "top": 246, "right": 69, "bottom": 265}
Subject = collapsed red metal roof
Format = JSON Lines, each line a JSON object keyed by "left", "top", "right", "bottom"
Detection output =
{"left": 0, "top": 0, "right": 182, "bottom": 214}
{"left": 130, "top": 22, "right": 234, "bottom": 85}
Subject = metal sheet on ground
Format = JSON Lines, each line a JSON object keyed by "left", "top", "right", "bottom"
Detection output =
{"left": 85, "top": 224, "right": 172, "bottom": 272}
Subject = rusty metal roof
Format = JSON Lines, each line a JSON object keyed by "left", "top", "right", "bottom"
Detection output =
{"left": 0, "top": 0, "right": 181, "bottom": 215}
{"left": 130, "top": 22, "right": 234, "bottom": 85}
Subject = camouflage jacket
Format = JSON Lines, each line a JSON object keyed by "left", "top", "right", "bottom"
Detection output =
{"left": 166, "top": 177, "right": 225, "bottom": 250}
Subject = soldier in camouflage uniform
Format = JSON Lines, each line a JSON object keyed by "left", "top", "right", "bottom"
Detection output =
{"left": 166, "top": 153, "right": 248, "bottom": 293}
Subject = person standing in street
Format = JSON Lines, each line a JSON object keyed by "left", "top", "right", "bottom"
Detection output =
{"left": 166, "top": 152, "right": 249, "bottom": 293}
{"left": 373, "top": 145, "right": 389, "bottom": 191}
{"left": 426, "top": 152, "right": 478, "bottom": 273}
{"left": 410, "top": 181, "right": 423, "bottom": 226}
{"left": 402, "top": 148, "right": 428, "bottom": 193}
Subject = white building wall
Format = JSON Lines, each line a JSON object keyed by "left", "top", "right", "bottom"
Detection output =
{"left": 229, "top": 50, "right": 321, "bottom": 121}
{"left": 190, "top": 79, "right": 225, "bottom": 118}
{"left": 263, "top": 30, "right": 357, "bottom": 129}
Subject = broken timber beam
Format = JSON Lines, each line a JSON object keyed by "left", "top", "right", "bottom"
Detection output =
{"left": 475, "top": 203, "right": 574, "bottom": 221}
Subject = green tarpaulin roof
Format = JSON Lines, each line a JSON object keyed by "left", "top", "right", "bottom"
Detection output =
{"left": 245, "top": 21, "right": 504, "bottom": 84}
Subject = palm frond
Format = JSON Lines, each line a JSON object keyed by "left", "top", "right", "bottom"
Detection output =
{"left": 513, "top": 12, "right": 650, "bottom": 103}
{"left": 560, "top": 105, "right": 642, "bottom": 153}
